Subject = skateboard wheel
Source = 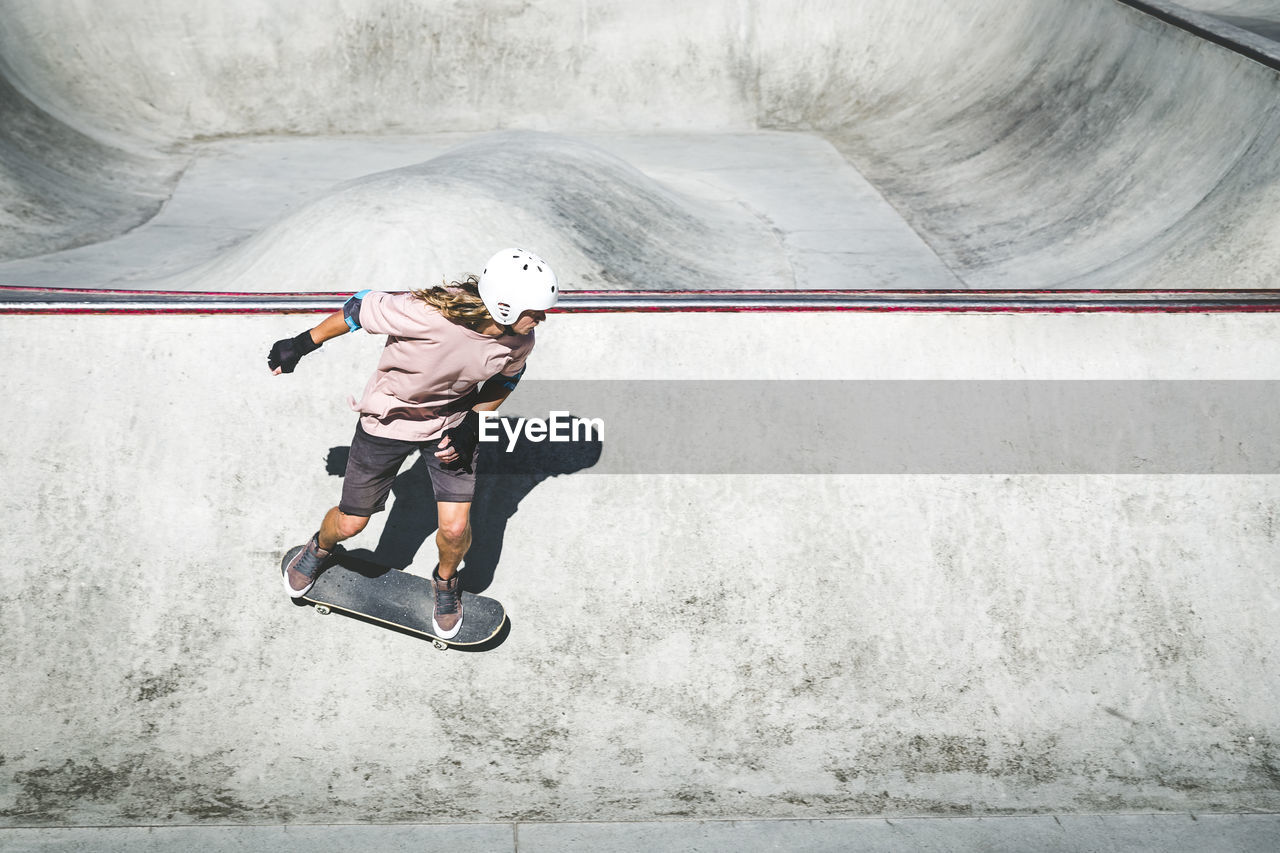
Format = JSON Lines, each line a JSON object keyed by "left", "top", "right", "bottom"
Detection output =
{"left": 432, "top": 639, "right": 448, "bottom": 651}
{"left": 315, "top": 605, "right": 331, "bottom": 615}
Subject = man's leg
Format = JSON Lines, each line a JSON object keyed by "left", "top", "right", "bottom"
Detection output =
{"left": 283, "top": 509, "right": 370, "bottom": 597}
{"left": 283, "top": 422, "right": 412, "bottom": 599}
{"left": 425, "top": 436, "right": 478, "bottom": 638}
{"left": 429, "top": 500, "right": 470, "bottom": 638}
{"left": 435, "top": 500, "right": 472, "bottom": 580}
{"left": 319, "top": 507, "right": 370, "bottom": 551}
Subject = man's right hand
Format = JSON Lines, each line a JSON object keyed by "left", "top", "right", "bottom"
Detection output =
{"left": 268, "top": 330, "right": 321, "bottom": 374}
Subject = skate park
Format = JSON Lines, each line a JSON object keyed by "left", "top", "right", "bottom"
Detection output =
{"left": 2, "top": 1, "right": 1280, "bottom": 850}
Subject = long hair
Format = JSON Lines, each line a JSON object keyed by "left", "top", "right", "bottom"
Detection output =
{"left": 411, "top": 274, "right": 493, "bottom": 330}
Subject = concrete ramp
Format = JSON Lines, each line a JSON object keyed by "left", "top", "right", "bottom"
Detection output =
{"left": 0, "top": 65, "right": 181, "bottom": 262}
{"left": 3, "top": 0, "right": 1280, "bottom": 290}
{"left": 2, "top": 0, "right": 1280, "bottom": 843}
{"left": 1182, "top": 1, "right": 1280, "bottom": 41}
{"left": 831, "top": 0, "right": 1280, "bottom": 289}
{"left": 173, "top": 133, "right": 792, "bottom": 293}
{"left": 3, "top": 311, "right": 1280, "bottom": 827}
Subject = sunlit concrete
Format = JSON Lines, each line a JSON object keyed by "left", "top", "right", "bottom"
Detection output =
{"left": 6, "top": 814, "right": 1280, "bottom": 852}
{"left": 0, "top": 131, "right": 957, "bottom": 291}
{"left": 3, "top": 311, "right": 1279, "bottom": 826}
{"left": 1, "top": 0, "right": 1279, "bottom": 841}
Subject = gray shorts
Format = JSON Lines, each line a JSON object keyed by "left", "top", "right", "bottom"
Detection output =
{"left": 338, "top": 420, "right": 478, "bottom": 516}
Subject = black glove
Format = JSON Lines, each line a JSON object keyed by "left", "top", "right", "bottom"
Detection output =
{"left": 268, "top": 330, "right": 320, "bottom": 374}
{"left": 439, "top": 410, "right": 481, "bottom": 473}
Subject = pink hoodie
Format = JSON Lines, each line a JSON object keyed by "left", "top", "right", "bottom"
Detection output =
{"left": 350, "top": 291, "right": 534, "bottom": 441}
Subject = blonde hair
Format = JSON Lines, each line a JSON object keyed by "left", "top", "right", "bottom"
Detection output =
{"left": 411, "top": 274, "right": 493, "bottom": 330}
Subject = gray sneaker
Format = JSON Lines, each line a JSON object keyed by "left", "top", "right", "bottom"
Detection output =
{"left": 282, "top": 534, "right": 332, "bottom": 599}
{"left": 431, "top": 569, "right": 464, "bottom": 639}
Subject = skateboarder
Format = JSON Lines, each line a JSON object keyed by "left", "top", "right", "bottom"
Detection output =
{"left": 268, "top": 248, "right": 558, "bottom": 639}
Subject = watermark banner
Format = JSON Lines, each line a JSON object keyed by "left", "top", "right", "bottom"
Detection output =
{"left": 484, "top": 380, "right": 1280, "bottom": 475}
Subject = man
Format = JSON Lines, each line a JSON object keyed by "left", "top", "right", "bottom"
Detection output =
{"left": 268, "top": 247, "right": 558, "bottom": 638}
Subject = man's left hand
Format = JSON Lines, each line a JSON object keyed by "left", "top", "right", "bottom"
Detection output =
{"left": 436, "top": 410, "right": 480, "bottom": 472}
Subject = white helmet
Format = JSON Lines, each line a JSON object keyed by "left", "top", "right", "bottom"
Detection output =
{"left": 479, "top": 248, "right": 558, "bottom": 325}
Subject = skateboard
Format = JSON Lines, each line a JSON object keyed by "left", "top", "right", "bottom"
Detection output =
{"left": 281, "top": 546, "right": 506, "bottom": 650}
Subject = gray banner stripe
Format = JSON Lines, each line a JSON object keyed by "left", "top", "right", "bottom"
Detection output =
{"left": 480, "top": 381, "right": 1280, "bottom": 475}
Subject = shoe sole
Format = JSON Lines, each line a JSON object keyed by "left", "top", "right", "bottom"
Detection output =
{"left": 432, "top": 614, "right": 463, "bottom": 639}
{"left": 282, "top": 569, "right": 314, "bottom": 599}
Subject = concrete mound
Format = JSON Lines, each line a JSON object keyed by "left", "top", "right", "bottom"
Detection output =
{"left": 175, "top": 132, "right": 792, "bottom": 292}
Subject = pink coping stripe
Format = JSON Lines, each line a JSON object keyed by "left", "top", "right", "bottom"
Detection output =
{"left": 2, "top": 286, "right": 1280, "bottom": 314}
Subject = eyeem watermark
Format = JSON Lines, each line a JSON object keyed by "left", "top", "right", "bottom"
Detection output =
{"left": 479, "top": 411, "right": 605, "bottom": 452}
{"left": 496, "top": 379, "right": 1280, "bottom": 474}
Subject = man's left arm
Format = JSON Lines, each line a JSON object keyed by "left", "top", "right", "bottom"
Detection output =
{"left": 473, "top": 366, "right": 525, "bottom": 412}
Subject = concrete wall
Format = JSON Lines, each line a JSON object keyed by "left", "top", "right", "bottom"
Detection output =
{"left": 0, "top": 0, "right": 1005, "bottom": 139}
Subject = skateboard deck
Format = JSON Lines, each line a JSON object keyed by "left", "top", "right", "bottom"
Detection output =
{"left": 281, "top": 546, "right": 506, "bottom": 649}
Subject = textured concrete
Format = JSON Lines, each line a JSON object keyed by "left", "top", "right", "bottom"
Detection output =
{"left": 0, "top": 131, "right": 957, "bottom": 292}
{"left": 832, "top": 1, "right": 1280, "bottom": 290}
{"left": 0, "top": 61, "right": 182, "bottom": 262}
{"left": 0, "top": 824, "right": 513, "bottom": 852}
{"left": 2, "top": 312, "right": 1279, "bottom": 827}
{"left": 3, "top": 0, "right": 1280, "bottom": 288}
{"left": 3, "top": 0, "right": 1280, "bottom": 843}
{"left": 518, "top": 814, "right": 1280, "bottom": 852}
{"left": 4, "top": 814, "right": 1280, "bottom": 852}
{"left": 1184, "top": 0, "right": 1280, "bottom": 40}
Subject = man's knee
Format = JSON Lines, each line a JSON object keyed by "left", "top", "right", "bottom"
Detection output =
{"left": 336, "top": 512, "right": 370, "bottom": 539}
{"left": 437, "top": 514, "right": 471, "bottom": 544}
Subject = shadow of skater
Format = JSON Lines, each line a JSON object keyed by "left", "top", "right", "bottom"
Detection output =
{"left": 324, "top": 414, "right": 602, "bottom": 593}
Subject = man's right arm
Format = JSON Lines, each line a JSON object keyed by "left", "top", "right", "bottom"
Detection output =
{"left": 267, "top": 291, "right": 366, "bottom": 375}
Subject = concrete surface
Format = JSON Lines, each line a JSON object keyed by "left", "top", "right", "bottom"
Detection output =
{"left": 3, "top": 0, "right": 1280, "bottom": 288}
{"left": 0, "top": 55, "right": 182, "bottom": 262}
{"left": 5, "top": 814, "right": 1280, "bottom": 852}
{"left": 1183, "top": 1, "right": 1280, "bottom": 42}
{"left": 3, "top": 0, "right": 1280, "bottom": 847}
{"left": 0, "top": 131, "right": 958, "bottom": 292}
{"left": 3, "top": 311, "right": 1280, "bottom": 830}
